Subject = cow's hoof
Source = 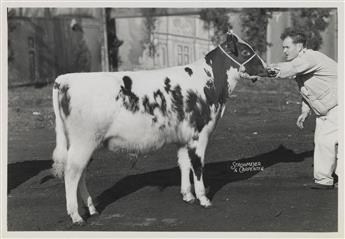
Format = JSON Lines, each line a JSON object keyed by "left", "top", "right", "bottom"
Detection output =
{"left": 87, "top": 211, "right": 100, "bottom": 224}
{"left": 71, "top": 214, "right": 86, "bottom": 226}
{"left": 72, "top": 219, "right": 87, "bottom": 226}
{"left": 89, "top": 207, "right": 99, "bottom": 216}
{"left": 184, "top": 198, "right": 196, "bottom": 204}
{"left": 182, "top": 193, "right": 196, "bottom": 204}
{"left": 199, "top": 197, "right": 212, "bottom": 208}
{"left": 89, "top": 211, "right": 100, "bottom": 220}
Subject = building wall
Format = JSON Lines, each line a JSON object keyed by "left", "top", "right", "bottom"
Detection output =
{"left": 115, "top": 17, "right": 147, "bottom": 71}
{"left": 8, "top": 15, "right": 104, "bottom": 86}
{"left": 80, "top": 18, "right": 104, "bottom": 72}
{"left": 9, "top": 8, "right": 102, "bottom": 19}
{"left": 116, "top": 15, "right": 213, "bottom": 71}
{"left": 8, "top": 18, "right": 56, "bottom": 85}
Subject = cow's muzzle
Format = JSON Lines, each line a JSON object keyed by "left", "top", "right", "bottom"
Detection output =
{"left": 239, "top": 66, "right": 262, "bottom": 82}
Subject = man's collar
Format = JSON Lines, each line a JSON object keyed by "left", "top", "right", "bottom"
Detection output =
{"left": 298, "top": 48, "right": 308, "bottom": 57}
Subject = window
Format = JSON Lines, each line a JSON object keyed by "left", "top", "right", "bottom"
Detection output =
{"left": 28, "top": 37, "right": 35, "bottom": 49}
{"left": 29, "top": 51, "right": 36, "bottom": 82}
{"left": 28, "top": 37, "right": 36, "bottom": 82}
{"left": 184, "top": 46, "right": 189, "bottom": 64}
{"left": 177, "top": 45, "right": 183, "bottom": 65}
{"left": 161, "top": 46, "right": 166, "bottom": 66}
{"left": 177, "top": 44, "right": 191, "bottom": 65}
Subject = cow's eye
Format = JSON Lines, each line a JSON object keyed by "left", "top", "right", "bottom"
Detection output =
{"left": 241, "top": 50, "right": 251, "bottom": 57}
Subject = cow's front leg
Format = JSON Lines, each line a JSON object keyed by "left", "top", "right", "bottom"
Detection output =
{"left": 177, "top": 147, "right": 196, "bottom": 204}
{"left": 188, "top": 139, "right": 212, "bottom": 208}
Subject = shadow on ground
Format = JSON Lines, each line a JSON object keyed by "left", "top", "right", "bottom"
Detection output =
{"left": 95, "top": 145, "right": 313, "bottom": 214}
{"left": 8, "top": 160, "right": 52, "bottom": 194}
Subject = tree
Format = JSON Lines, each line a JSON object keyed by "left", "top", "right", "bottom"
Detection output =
{"left": 290, "top": 8, "right": 332, "bottom": 50}
{"left": 199, "top": 8, "right": 275, "bottom": 54}
{"left": 199, "top": 8, "right": 230, "bottom": 44}
{"left": 8, "top": 9, "right": 17, "bottom": 62}
{"left": 141, "top": 8, "right": 168, "bottom": 57}
{"left": 240, "top": 8, "right": 333, "bottom": 54}
{"left": 106, "top": 8, "right": 123, "bottom": 71}
{"left": 240, "top": 9, "right": 274, "bottom": 56}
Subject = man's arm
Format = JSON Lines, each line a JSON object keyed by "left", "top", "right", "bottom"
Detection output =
{"left": 296, "top": 98, "right": 311, "bottom": 129}
{"left": 301, "top": 98, "right": 311, "bottom": 115}
{"left": 270, "top": 53, "right": 318, "bottom": 78}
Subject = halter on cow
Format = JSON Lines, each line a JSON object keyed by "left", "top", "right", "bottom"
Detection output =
{"left": 52, "top": 30, "right": 269, "bottom": 224}
{"left": 220, "top": 31, "right": 264, "bottom": 69}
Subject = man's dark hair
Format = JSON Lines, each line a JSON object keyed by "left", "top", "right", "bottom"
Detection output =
{"left": 280, "top": 27, "right": 307, "bottom": 47}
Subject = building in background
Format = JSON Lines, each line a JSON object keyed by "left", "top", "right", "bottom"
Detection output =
{"left": 7, "top": 8, "right": 337, "bottom": 87}
{"left": 114, "top": 9, "right": 245, "bottom": 71}
{"left": 115, "top": 15, "right": 213, "bottom": 71}
{"left": 114, "top": 8, "right": 337, "bottom": 70}
{"left": 8, "top": 8, "right": 107, "bottom": 86}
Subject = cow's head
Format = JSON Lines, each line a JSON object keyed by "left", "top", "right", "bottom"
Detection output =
{"left": 203, "top": 31, "right": 269, "bottom": 105}
{"left": 219, "top": 31, "right": 268, "bottom": 79}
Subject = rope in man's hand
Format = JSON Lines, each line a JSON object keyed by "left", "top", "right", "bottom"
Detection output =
{"left": 266, "top": 67, "right": 280, "bottom": 77}
{"left": 239, "top": 66, "right": 280, "bottom": 82}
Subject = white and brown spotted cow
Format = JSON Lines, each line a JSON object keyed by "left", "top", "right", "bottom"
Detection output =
{"left": 52, "top": 31, "right": 268, "bottom": 224}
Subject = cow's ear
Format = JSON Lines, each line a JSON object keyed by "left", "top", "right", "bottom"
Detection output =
{"left": 226, "top": 34, "right": 238, "bottom": 56}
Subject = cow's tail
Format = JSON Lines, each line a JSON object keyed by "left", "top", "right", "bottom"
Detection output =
{"left": 51, "top": 76, "right": 68, "bottom": 179}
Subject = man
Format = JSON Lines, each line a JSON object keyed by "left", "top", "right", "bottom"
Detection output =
{"left": 268, "top": 28, "right": 338, "bottom": 189}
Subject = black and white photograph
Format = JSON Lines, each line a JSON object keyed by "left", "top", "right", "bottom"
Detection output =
{"left": 1, "top": 1, "right": 344, "bottom": 238}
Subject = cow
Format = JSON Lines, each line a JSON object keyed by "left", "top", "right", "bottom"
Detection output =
{"left": 52, "top": 31, "right": 268, "bottom": 224}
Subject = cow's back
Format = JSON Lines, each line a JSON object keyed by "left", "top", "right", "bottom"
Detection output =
{"left": 54, "top": 70, "right": 198, "bottom": 153}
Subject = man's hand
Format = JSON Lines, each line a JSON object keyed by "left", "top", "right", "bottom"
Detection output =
{"left": 296, "top": 112, "right": 309, "bottom": 129}
{"left": 266, "top": 66, "right": 280, "bottom": 77}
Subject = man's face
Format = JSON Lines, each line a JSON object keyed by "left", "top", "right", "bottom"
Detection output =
{"left": 282, "top": 36, "right": 303, "bottom": 61}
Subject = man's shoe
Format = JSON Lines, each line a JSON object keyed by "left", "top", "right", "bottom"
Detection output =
{"left": 310, "top": 183, "right": 334, "bottom": 190}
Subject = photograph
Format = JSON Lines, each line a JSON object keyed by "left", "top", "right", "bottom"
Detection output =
{"left": 1, "top": 1, "right": 344, "bottom": 238}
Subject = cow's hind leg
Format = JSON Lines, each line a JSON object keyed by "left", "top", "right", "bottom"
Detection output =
{"left": 188, "top": 139, "right": 212, "bottom": 208}
{"left": 79, "top": 171, "right": 98, "bottom": 216}
{"left": 65, "top": 143, "right": 94, "bottom": 224}
{"left": 178, "top": 147, "right": 196, "bottom": 203}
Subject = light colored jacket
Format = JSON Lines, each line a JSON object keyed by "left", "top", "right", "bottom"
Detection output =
{"left": 273, "top": 49, "right": 337, "bottom": 116}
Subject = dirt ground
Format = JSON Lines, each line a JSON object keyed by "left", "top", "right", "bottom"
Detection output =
{"left": 6, "top": 79, "right": 339, "bottom": 232}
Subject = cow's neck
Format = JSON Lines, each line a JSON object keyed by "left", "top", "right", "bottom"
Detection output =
{"left": 204, "top": 47, "right": 240, "bottom": 105}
